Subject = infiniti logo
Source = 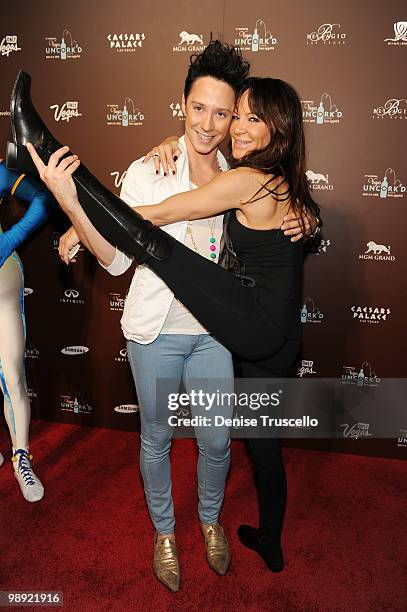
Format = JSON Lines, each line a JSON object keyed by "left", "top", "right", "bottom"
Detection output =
{"left": 119, "top": 348, "right": 128, "bottom": 357}
{"left": 24, "top": 287, "right": 34, "bottom": 296}
{"left": 61, "top": 346, "right": 89, "bottom": 355}
{"left": 64, "top": 289, "right": 79, "bottom": 298}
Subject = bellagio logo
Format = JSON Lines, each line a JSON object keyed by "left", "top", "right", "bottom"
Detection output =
{"left": 234, "top": 19, "right": 278, "bottom": 52}
{"left": 373, "top": 98, "right": 407, "bottom": 119}
{"left": 50, "top": 101, "right": 82, "bottom": 123}
{"left": 45, "top": 29, "right": 83, "bottom": 60}
{"left": 107, "top": 33, "right": 146, "bottom": 52}
{"left": 302, "top": 93, "right": 343, "bottom": 124}
{"left": 173, "top": 31, "right": 205, "bottom": 52}
{"left": 106, "top": 98, "right": 144, "bottom": 127}
{"left": 0, "top": 35, "right": 21, "bottom": 57}
{"left": 385, "top": 21, "right": 407, "bottom": 46}
{"left": 306, "top": 23, "right": 346, "bottom": 45}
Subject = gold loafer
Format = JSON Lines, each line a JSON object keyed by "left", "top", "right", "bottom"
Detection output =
{"left": 153, "top": 534, "right": 180, "bottom": 592}
{"left": 200, "top": 523, "right": 231, "bottom": 575}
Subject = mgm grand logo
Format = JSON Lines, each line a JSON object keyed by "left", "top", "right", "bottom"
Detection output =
{"left": 359, "top": 241, "right": 395, "bottom": 262}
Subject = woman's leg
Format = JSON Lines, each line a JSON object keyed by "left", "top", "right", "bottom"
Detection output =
{"left": 0, "top": 253, "right": 44, "bottom": 502}
{"left": 237, "top": 339, "right": 301, "bottom": 571}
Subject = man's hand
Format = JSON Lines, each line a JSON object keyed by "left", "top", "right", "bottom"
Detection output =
{"left": 142, "top": 137, "right": 181, "bottom": 176}
{"left": 281, "top": 211, "right": 317, "bottom": 242}
{"left": 59, "top": 226, "right": 80, "bottom": 264}
{"left": 26, "top": 143, "right": 81, "bottom": 215}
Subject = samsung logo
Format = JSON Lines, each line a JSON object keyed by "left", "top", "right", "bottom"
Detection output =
{"left": 61, "top": 346, "right": 89, "bottom": 355}
{"left": 114, "top": 404, "right": 139, "bottom": 414}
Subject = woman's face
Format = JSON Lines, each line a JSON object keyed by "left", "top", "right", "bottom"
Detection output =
{"left": 229, "top": 89, "right": 271, "bottom": 159}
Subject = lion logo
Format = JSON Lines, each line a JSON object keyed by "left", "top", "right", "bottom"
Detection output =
{"left": 178, "top": 31, "right": 204, "bottom": 45}
{"left": 306, "top": 170, "right": 329, "bottom": 184}
{"left": 365, "top": 241, "right": 391, "bottom": 255}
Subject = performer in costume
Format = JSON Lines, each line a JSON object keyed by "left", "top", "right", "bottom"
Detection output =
{"left": 8, "top": 70, "right": 319, "bottom": 567}
{"left": 0, "top": 160, "right": 55, "bottom": 502}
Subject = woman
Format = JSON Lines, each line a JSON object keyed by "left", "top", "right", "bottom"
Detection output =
{"left": 0, "top": 160, "right": 55, "bottom": 502}
{"left": 23, "top": 76, "right": 319, "bottom": 563}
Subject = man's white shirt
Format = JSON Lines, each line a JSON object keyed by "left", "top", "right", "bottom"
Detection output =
{"left": 101, "top": 136, "right": 229, "bottom": 344}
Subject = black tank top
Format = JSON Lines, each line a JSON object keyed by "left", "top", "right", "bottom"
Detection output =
{"left": 220, "top": 209, "right": 303, "bottom": 339}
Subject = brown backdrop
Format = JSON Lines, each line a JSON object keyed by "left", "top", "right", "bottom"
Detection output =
{"left": 1, "top": 0, "right": 406, "bottom": 458}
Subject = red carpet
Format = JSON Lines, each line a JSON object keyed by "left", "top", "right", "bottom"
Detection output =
{"left": 0, "top": 420, "right": 406, "bottom": 611}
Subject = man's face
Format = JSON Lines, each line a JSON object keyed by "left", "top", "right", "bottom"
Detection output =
{"left": 182, "top": 76, "right": 235, "bottom": 155}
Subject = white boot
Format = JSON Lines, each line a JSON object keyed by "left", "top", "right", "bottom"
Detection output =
{"left": 0, "top": 451, "right": 4, "bottom": 467}
{"left": 12, "top": 448, "right": 44, "bottom": 502}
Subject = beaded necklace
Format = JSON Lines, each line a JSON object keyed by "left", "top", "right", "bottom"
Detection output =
{"left": 187, "top": 159, "right": 222, "bottom": 261}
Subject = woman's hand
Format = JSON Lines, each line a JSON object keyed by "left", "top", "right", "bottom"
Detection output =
{"left": 58, "top": 226, "right": 81, "bottom": 264}
{"left": 142, "top": 137, "right": 181, "bottom": 176}
{"left": 26, "top": 143, "right": 81, "bottom": 216}
{"left": 281, "top": 211, "right": 316, "bottom": 242}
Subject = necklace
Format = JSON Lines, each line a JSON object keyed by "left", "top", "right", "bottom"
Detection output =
{"left": 186, "top": 216, "right": 218, "bottom": 260}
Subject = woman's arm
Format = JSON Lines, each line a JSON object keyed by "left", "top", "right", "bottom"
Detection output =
{"left": 135, "top": 169, "right": 248, "bottom": 225}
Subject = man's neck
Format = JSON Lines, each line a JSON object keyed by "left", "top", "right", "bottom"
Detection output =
{"left": 184, "top": 134, "right": 221, "bottom": 186}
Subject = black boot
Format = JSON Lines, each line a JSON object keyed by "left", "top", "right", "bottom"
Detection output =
{"left": 6, "top": 70, "right": 174, "bottom": 264}
{"left": 237, "top": 524, "right": 284, "bottom": 572}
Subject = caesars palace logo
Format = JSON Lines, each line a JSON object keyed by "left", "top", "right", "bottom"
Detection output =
{"left": 384, "top": 21, "right": 407, "bottom": 46}
{"left": 373, "top": 98, "right": 407, "bottom": 119}
{"left": 173, "top": 31, "right": 205, "bottom": 52}
{"left": 0, "top": 35, "right": 21, "bottom": 57}
{"left": 362, "top": 168, "right": 406, "bottom": 199}
{"left": 350, "top": 305, "right": 391, "bottom": 324}
{"left": 306, "top": 23, "right": 346, "bottom": 45}
{"left": 170, "top": 101, "right": 185, "bottom": 120}
{"left": 234, "top": 18, "right": 278, "bottom": 52}
{"left": 106, "top": 97, "right": 144, "bottom": 127}
{"left": 358, "top": 241, "right": 395, "bottom": 262}
{"left": 107, "top": 33, "right": 146, "bottom": 52}
{"left": 302, "top": 93, "right": 343, "bottom": 124}
{"left": 50, "top": 101, "right": 82, "bottom": 123}
{"left": 45, "top": 29, "right": 83, "bottom": 60}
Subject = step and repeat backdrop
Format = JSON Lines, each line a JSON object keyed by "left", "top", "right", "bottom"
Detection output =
{"left": 0, "top": 0, "right": 406, "bottom": 458}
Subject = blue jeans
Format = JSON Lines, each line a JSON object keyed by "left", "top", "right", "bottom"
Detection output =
{"left": 127, "top": 334, "right": 234, "bottom": 534}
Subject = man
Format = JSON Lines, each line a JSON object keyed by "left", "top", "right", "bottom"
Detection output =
{"left": 52, "top": 41, "right": 314, "bottom": 591}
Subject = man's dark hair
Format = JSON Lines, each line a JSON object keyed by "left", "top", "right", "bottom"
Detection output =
{"left": 184, "top": 39, "right": 250, "bottom": 100}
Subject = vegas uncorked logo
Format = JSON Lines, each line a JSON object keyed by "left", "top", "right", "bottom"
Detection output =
{"left": 350, "top": 305, "right": 391, "bottom": 324}
{"left": 306, "top": 23, "right": 346, "bottom": 45}
{"left": 300, "top": 297, "right": 324, "bottom": 324}
{"left": 302, "top": 93, "right": 343, "bottom": 124}
{"left": 373, "top": 98, "right": 407, "bottom": 119}
{"left": 342, "top": 361, "right": 380, "bottom": 388}
{"left": 384, "top": 21, "right": 407, "bottom": 46}
{"left": 60, "top": 393, "right": 93, "bottom": 414}
{"left": 107, "top": 33, "right": 146, "bottom": 52}
{"left": 45, "top": 29, "right": 82, "bottom": 60}
{"left": 234, "top": 18, "right": 278, "bottom": 52}
{"left": 106, "top": 97, "right": 144, "bottom": 127}
{"left": 173, "top": 31, "right": 205, "bottom": 52}
{"left": 109, "top": 292, "right": 125, "bottom": 311}
{"left": 362, "top": 168, "right": 406, "bottom": 199}
{"left": 0, "top": 35, "right": 21, "bottom": 57}
{"left": 50, "top": 101, "right": 82, "bottom": 123}
{"left": 110, "top": 170, "right": 127, "bottom": 190}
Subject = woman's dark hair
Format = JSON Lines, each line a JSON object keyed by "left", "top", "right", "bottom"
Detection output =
{"left": 229, "top": 77, "right": 320, "bottom": 226}
{"left": 184, "top": 39, "right": 250, "bottom": 100}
